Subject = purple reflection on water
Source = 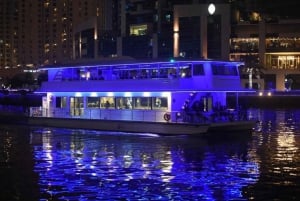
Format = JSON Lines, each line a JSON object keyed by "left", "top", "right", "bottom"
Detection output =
{"left": 31, "top": 129, "right": 259, "bottom": 200}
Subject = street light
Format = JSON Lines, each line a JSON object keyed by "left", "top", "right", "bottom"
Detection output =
{"left": 208, "top": 3, "right": 216, "bottom": 15}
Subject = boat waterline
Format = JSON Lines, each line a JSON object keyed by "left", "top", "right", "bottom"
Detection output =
{"left": 27, "top": 116, "right": 255, "bottom": 135}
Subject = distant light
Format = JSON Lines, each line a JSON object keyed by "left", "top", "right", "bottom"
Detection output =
{"left": 208, "top": 3, "right": 216, "bottom": 15}
{"left": 26, "top": 64, "right": 34, "bottom": 67}
{"left": 267, "top": 92, "right": 272, "bottom": 96}
{"left": 170, "top": 59, "right": 175, "bottom": 62}
{"left": 258, "top": 92, "right": 263, "bottom": 96}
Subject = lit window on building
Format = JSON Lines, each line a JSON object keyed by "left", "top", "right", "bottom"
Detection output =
{"left": 130, "top": 24, "right": 147, "bottom": 36}
{"left": 266, "top": 54, "right": 300, "bottom": 70}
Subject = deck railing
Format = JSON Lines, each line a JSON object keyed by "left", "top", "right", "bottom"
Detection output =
{"left": 29, "top": 107, "right": 180, "bottom": 123}
{"left": 29, "top": 107, "right": 249, "bottom": 124}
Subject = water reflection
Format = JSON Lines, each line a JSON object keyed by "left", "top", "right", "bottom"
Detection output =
{"left": 31, "top": 128, "right": 259, "bottom": 200}
{"left": 1, "top": 109, "right": 300, "bottom": 200}
{"left": 245, "top": 109, "right": 300, "bottom": 200}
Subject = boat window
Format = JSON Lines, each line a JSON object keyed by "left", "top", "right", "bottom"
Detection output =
{"left": 140, "top": 69, "right": 149, "bottom": 79}
{"left": 159, "top": 68, "right": 169, "bottom": 78}
{"left": 193, "top": 64, "right": 204, "bottom": 76}
{"left": 212, "top": 64, "right": 238, "bottom": 76}
{"left": 60, "top": 69, "right": 73, "bottom": 81}
{"left": 149, "top": 69, "right": 159, "bottom": 78}
{"left": 116, "top": 97, "right": 132, "bottom": 109}
{"left": 70, "top": 97, "right": 84, "bottom": 116}
{"left": 87, "top": 97, "right": 100, "bottom": 108}
{"left": 133, "top": 97, "right": 151, "bottom": 110}
{"left": 56, "top": 97, "right": 67, "bottom": 108}
{"left": 100, "top": 97, "right": 115, "bottom": 109}
{"left": 179, "top": 65, "right": 192, "bottom": 78}
{"left": 152, "top": 97, "right": 168, "bottom": 110}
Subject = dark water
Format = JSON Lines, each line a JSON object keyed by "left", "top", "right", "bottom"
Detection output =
{"left": 0, "top": 109, "right": 300, "bottom": 201}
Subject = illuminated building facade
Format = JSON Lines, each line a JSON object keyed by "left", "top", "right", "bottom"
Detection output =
{"left": 173, "top": 4, "right": 230, "bottom": 60}
{"left": 231, "top": 16, "right": 300, "bottom": 90}
{"left": 0, "top": 0, "right": 115, "bottom": 78}
{"left": 2, "top": 0, "right": 300, "bottom": 91}
{"left": 74, "top": 1, "right": 232, "bottom": 60}
{"left": 0, "top": 0, "right": 40, "bottom": 77}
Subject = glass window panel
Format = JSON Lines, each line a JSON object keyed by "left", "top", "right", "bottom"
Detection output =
{"left": 152, "top": 97, "right": 168, "bottom": 110}
{"left": 193, "top": 64, "right": 204, "bottom": 75}
{"left": 56, "top": 97, "right": 67, "bottom": 108}
{"left": 133, "top": 97, "right": 151, "bottom": 110}
{"left": 70, "top": 97, "right": 84, "bottom": 116}
{"left": 212, "top": 64, "right": 237, "bottom": 75}
{"left": 87, "top": 97, "right": 100, "bottom": 108}
{"left": 116, "top": 97, "right": 132, "bottom": 109}
{"left": 100, "top": 97, "right": 115, "bottom": 109}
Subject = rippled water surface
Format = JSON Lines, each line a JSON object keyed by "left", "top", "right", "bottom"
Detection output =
{"left": 1, "top": 109, "right": 300, "bottom": 200}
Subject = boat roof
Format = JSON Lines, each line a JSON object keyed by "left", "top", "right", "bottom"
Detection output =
{"left": 40, "top": 57, "right": 244, "bottom": 70}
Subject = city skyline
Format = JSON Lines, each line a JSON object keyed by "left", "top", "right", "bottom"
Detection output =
{"left": 1, "top": 0, "right": 300, "bottom": 91}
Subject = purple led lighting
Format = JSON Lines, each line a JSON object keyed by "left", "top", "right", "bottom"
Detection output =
{"left": 40, "top": 59, "right": 244, "bottom": 71}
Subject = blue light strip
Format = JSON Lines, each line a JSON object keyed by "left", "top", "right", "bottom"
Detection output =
{"left": 40, "top": 60, "right": 244, "bottom": 70}
{"left": 34, "top": 90, "right": 255, "bottom": 96}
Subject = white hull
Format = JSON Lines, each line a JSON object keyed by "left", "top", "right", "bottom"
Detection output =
{"left": 27, "top": 116, "right": 255, "bottom": 136}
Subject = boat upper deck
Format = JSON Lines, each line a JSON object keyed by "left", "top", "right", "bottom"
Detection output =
{"left": 38, "top": 59, "right": 245, "bottom": 92}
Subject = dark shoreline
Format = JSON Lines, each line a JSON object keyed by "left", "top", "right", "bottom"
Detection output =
{"left": 227, "top": 92, "right": 300, "bottom": 109}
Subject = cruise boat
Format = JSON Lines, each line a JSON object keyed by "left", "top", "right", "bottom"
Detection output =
{"left": 29, "top": 58, "right": 255, "bottom": 135}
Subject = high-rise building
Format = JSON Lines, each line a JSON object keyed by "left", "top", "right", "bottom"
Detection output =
{"left": 1, "top": 0, "right": 300, "bottom": 91}
{"left": 230, "top": 1, "right": 300, "bottom": 90}
{"left": 0, "top": 0, "right": 115, "bottom": 78}
{"left": 0, "top": 0, "right": 40, "bottom": 78}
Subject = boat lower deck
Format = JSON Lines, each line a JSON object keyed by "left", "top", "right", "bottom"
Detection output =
{"left": 27, "top": 117, "right": 210, "bottom": 135}
{"left": 0, "top": 112, "right": 256, "bottom": 136}
{"left": 27, "top": 116, "right": 255, "bottom": 136}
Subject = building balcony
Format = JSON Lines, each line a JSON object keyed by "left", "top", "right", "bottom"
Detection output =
{"left": 266, "top": 47, "right": 300, "bottom": 52}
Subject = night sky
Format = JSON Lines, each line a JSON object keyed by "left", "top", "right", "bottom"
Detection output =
{"left": 254, "top": 0, "right": 300, "bottom": 18}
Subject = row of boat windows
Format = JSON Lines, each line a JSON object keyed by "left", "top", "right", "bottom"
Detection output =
{"left": 58, "top": 65, "right": 195, "bottom": 81}
{"left": 54, "top": 64, "right": 238, "bottom": 81}
{"left": 56, "top": 96, "right": 168, "bottom": 110}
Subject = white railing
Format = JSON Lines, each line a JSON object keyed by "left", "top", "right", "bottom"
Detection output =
{"left": 29, "top": 107, "right": 250, "bottom": 124}
{"left": 29, "top": 107, "right": 182, "bottom": 123}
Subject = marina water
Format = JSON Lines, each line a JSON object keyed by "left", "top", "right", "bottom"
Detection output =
{"left": 0, "top": 109, "right": 299, "bottom": 200}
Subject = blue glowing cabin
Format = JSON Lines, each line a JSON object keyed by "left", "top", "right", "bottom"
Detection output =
{"left": 34, "top": 59, "right": 244, "bottom": 123}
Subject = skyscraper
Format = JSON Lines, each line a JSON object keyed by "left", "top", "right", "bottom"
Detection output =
{"left": 2, "top": 0, "right": 300, "bottom": 91}
{"left": 0, "top": 0, "right": 39, "bottom": 77}
{"left": 0, "top": 0, "right": 115, "bottom": 78}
